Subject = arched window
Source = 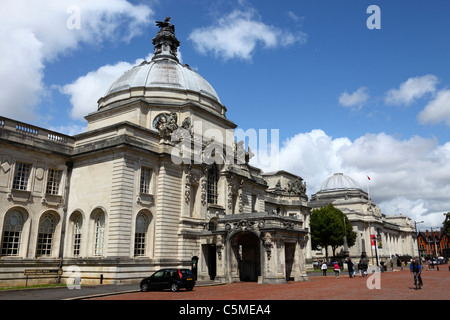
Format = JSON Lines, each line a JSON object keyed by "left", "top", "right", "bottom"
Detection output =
{"left": 94, "top": 214, "right": 105, "bottom": 256}
{"left": 1, "top": 211, "right": 24, "bottom": 256}
{"left": 207, "top": 164, "right": 218, "bottom": 204}
{"left": 36, "top": 214, "right": 55, "bottom": 256}
{"left": 73, "top": 215, "right": 82, "bottom": 257}
{"left": 134, "top": 213, "right": 149, "bottom": 257}
{"left": 208, "top": 219, "right": 217, "bottom": 231}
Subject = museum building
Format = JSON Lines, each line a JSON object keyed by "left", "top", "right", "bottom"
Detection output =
{"left": 309, "top": 173, "right": 418, "bottom": 265}
{"left": 0, "top": 18, "right": 310, "bottom": 286}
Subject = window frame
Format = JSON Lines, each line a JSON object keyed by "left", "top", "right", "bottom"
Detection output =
{"left": 36, "top": 214, "right": 55, "bottom": 257}
{"left": 72, "top": 215, "right": 82, "bottom": 257}
{"left": 93, "top": 214, "right": 105, "bottom": 257}
{"left": 207, "top": 164, "right": 218, "bottom": 205}
{"left": 46, "top": 168, "right": 63, "bottom": 195}
{"left": 140, "top": 167, "right": 152, "bottom": 194}
{"left": 1, "top": 211, "right": 24, "bottom": 257}
{"left": 134, "top": 213, "right": 149, "bottom": 257}
{"left": 12, "top": 162, "right": 32, "bottom": 191}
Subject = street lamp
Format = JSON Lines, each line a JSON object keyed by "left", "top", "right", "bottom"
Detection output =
{"left": 415, "top": 221, "right": 424, "bottom": 264}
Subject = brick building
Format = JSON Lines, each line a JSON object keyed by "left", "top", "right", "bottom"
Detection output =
{"left": 417, "top": 229, "right": 450, "bottom": 259}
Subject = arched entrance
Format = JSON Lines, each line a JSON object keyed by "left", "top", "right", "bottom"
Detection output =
{"left": 230, "top": 231, "right": 261, "bottom": 282}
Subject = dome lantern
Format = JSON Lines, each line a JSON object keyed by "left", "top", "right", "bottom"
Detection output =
{"left": 152, "top": 17, "right": 180, "bottom": 62}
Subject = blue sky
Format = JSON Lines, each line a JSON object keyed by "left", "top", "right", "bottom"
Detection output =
{"left": 1, "top": 0, "right": 450, "bottom": 229}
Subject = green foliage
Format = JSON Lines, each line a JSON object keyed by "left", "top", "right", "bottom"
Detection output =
{"left": 310, "top": 204, "right": 357, "bottom": 259}
{"left": 444, "top": 212, "right": 450, "bottom": 233}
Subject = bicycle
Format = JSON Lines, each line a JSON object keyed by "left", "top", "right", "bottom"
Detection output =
{"left": 413, "top": 272, "right": 422, "bottom": 290}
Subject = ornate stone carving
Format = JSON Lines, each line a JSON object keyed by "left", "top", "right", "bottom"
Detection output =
{"left": 234, "top": 140, "right": 254, "bottom": 166}
{"left": 185, "top": 172, "right": 191, "bottom": 204}
{"left": 215, "top": 235, "right": 224, "bottom": 260}
{"left": 283, "top": 221, "right": 295, "bottom": 229}
{"left": 238, "top": 179, "right": 244, "bottom": 213}
{"left": 184, "top": 167, "right": 199, "bottom": 204}
{"left": 224, "top": 219, "right": 265, "bottom": 236}
{"left": 181, "top": 117, "right": 191, "bottom": 131}
{"left": 287, "top": 177, "right": 306, "bottom": 195}
{"left": 154, "top": 112, "right": 178, "bottom": 138}
{"left": 263, "top": 232, "right": 273, "bottom": 261}
{"left": 200, "top": 170, "right": 207, "bottom": 206}
{"left": 153, "top": 17, "right": 180, "bottom": 60}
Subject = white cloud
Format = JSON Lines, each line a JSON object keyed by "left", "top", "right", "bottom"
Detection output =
{"left": 385, "top": 74, "right": 439, "bottom": 106}
{"left": 188, "top": 9, "right": 307, "bottom": 61}
{"left": 59, "top": 53, "right": 153, "bottom": 120}
{"left": 257, "top": 129, "right": 450, "bottom": 228}
{"left": 0, "top": 0, "right": 152, "bottom": 122}
{"left": 338, "top": 87, "right": 369, "bottom": 110}
{"left": 417, "top": 89, "right": 450, "bottom": 126}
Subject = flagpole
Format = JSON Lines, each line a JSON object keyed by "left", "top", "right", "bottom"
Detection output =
{"left": 367, "top": 175, "right": 371, "bottom": 200}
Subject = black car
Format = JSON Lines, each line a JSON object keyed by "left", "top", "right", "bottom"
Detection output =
{"left": 140, "top": 268, "right": 195, "bottom": 292}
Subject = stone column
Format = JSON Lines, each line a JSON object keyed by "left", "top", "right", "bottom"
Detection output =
{"left": 293, "top": 239, "right": 308, "bottom": 281}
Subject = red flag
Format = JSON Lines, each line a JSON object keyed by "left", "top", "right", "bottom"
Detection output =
{"left": 367, "top": 176, "right": 371, "bottom": 180}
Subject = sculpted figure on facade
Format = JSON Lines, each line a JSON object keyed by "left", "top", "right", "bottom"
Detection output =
{"left": 263, "top": 232, "right": 273, "bottom": 261}
{"left": 287, "top": 177, "right": 306, "bottom": 195}
{"left": 215, "top": 235, "right": 224, "bottom": 260}
{"left": 154, "top": 112, "right": 179, "bottom": 139}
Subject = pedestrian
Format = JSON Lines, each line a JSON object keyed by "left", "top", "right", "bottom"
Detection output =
{"left": 334, "top": 262, "right": 340, "bottom": 278}
{"left": 358, "top": 260, "right": 362, "bottom": 277}
{"left": 346, "top": 259, "right": 354, "bottom": 278}
{"left": 321, "top": 261, "right": 328, "bottom": 276}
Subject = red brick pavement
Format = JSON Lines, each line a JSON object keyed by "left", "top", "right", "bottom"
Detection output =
{"left": 92, "top": 269, "right": 449, "bottom": 301}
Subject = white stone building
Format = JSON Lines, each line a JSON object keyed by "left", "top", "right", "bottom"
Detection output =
{"left": 0, "top": 18, "right": 310, "bottom": 286}
{"left": 308, "top": 173, "right": 418, "bottom": 266}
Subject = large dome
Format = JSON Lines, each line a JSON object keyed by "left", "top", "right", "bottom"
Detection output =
{"left": 104, "top": 58, "right": 221, "bottom": 103}
{"left": 98, "top": 17, "right": 221, "bottom": 110}
{"left": 319, "top": 173, "right": 362, "bottom": 192}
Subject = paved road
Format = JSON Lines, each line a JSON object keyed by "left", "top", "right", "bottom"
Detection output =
{"left": 0, "top": 279, "right": 223, "bottom": 300}
{"left": 91, "top": 269, "right": 450, "bottom": 301}
{"left": 1, "top": 269, "right": 448, "bottom": 301}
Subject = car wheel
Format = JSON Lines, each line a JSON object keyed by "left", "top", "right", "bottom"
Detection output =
{"left": 141, "top": 283, "right": 150, "bottom": 292}
{"left": 171, "top": 283, "right": 179, "bottom": 292}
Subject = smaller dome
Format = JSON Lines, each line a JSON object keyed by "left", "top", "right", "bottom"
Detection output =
{"left": 319, "top": 173, "right": 362, "bottom": 192}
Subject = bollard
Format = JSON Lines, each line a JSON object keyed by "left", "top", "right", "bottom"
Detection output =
{"left": 100, "top": 274, "right": 103, "bottom": 284}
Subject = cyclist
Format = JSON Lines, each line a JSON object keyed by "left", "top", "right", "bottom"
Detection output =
{"left": 409, "top": 259, "right": 423, "bottom": 289}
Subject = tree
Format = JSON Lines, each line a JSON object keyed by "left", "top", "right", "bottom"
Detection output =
{"left": 444, "top": 212, "right": 450, "bottom": 233}
{"left": 310, "top": 204, "right": 357, "bottom": 261}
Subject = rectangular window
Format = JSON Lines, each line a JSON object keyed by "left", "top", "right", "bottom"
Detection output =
{"left": 12, "top": 162, "right": 31, "bottom": 190}
{"left": 251, "top": 194, "right": 257, "bottom": 212}
{"left": 134, "top": 232, "right": 146, "bottom": 256}
{"left": 73, "top": 233, "right": 81, "bottom": 257}
{"left": 140, "top": 167, "right": 152, "bottom": 194}
{"left": 46, "top": 169, "right": 62, "bottom": 195}
{"left": 36, "top": 233, "right": 53, "bottom": 256}
{"left": 2, "top": 231, "right": 21, "bottom": 256}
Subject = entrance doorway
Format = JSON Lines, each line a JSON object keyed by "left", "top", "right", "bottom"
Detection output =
{"left": 285, "top": 243, "right": 295, "bottom": 281}
{"left": 202, "top": 244, "right": 216, "bottom": 280}
{"left": 231, "top": 232, "right": 261, "bottom": 282}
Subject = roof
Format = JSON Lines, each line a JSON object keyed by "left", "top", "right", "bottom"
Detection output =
{"left": 104, "top": 58, "right": 221, "bottom": 103}
{"left": 319, "top": 173, "right": 362, "bottom": 192}
{"left": 100, "top": 17, "right": 221, "bottom": 106}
